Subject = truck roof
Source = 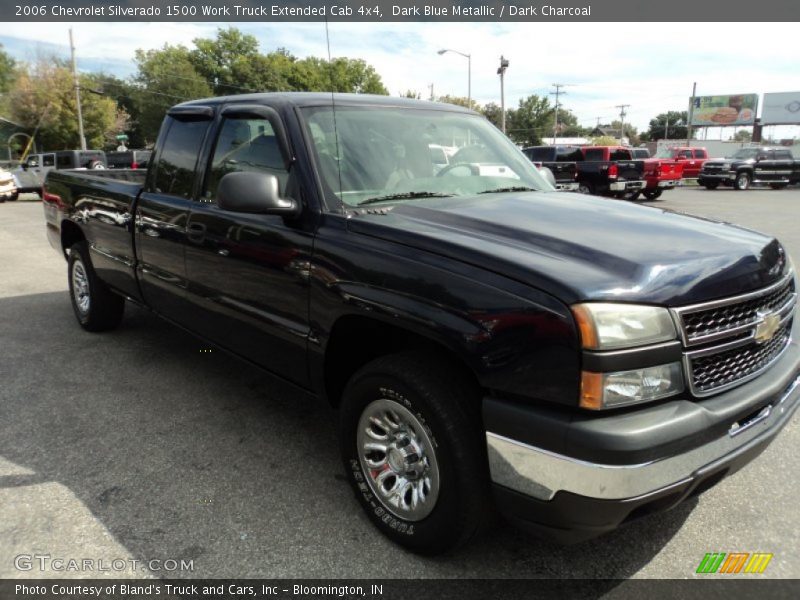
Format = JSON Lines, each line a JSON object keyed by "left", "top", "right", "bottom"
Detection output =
{"left": 175, "top": 92, "right": 477, "bottom": 114}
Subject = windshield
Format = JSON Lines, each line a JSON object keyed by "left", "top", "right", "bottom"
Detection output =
{"left": 728, "top": 148, "right": 759, "bottom": 159}
{"left": 301, "top": 105, "right": 554, "bottom": 207}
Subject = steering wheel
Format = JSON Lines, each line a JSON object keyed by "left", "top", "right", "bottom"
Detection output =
{"left": 436, "top": 163, "right": 478, "bottom": 178}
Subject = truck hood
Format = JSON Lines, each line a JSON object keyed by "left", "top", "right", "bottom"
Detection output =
{"left": 347, "top": 192, "right": 788, "bottom": 306}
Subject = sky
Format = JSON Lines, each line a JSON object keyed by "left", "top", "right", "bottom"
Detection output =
{"left": 2, "top": 21, "right": 800, "bottom": 139}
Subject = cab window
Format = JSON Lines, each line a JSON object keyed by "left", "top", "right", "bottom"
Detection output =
{"left": 152, "top": 117, "right": 211, "bottom": 198}
{"left": 203, "top": 117, "right": 289, "bottom": 200}
{"left": 694, "top": 149, "right": 707, "bottom": 158}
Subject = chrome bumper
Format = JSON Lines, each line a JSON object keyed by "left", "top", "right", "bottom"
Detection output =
{"left": 556, "top": 182, "right": 580, "bottom": 192}
{"left": 657, "top": 180, "right": 679, "bottom": 188}
{"left": 609, "top": 180, "right": 645, "bottom": 191}
{"left": 487, "top": 372, "right": 800, "bottom": 502}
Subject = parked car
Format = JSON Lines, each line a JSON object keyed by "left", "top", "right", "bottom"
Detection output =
{"left": 620, "top": 147, "right": 684, "bottom": 201}
{"left": 698, "top": 147, "right": 800, "bottom": 190}
{"left": 14, "top": 150, "right": 106, "bottom": 195}
{"left": 106, "top": 150, "right": 152, "bottom": 170}
{"left": 655, "top": 146, "right": 709, "bottom": 179}
{"left": 0, "top": 166, "right": 18, "bottom": 202}
{"left": 42, "top": 93, "right": 800, "bottom": 554}
{"left": 521, "top": 146, "right": 580, "bottom": 191}
{"left": 575, "top": 146, "right": 646, "bottom": 197}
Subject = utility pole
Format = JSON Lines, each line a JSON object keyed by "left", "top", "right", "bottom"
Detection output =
{"left": 687, "top": 81, "right": 697, "bottom": 147}
{"left": 550, "top": 83, "right": 566, "bottom": 144}
{"left": 428, "top": 83, "right": 434, "bottom": 101}
{"left": 69, "top": 28, "right": 86, "bottom": 151}
{"left": 497, "top": 56, "right": 509, "bottom": 134}
{"left": 615, "top": 104, "right": 630, "bottom": 145}
{"left": 665, "top": 114, "right": 669, "bottom": 139}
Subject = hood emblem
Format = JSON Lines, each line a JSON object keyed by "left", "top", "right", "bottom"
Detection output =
{"left": 754, "top": 310, "right": 781, "bottom": 344}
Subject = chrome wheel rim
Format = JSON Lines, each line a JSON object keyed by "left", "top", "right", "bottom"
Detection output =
{"left": 738, "top": 174, "right": 749, "bottom": 189}
{"left": 72, "top": 259, "right": 90, "bottom": 315}
{"left": 357, "top": 398, "right": 440, "bottom": 521}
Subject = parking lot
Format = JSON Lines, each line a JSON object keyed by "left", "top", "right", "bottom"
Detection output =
{"left": 1, "top": 186, "right": 799, "bottom": 580}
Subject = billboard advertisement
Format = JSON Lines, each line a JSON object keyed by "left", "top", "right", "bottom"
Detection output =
{"left": 761, "top": 92, "right": 800, "bottom": 125}
{"left": 689, "top": 94, "right": 758, "bottom": 126}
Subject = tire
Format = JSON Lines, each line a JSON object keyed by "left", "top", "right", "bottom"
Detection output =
{"left": 625, "top": 191, "right": 642, "bottom": 201}
{"left": 8, "top": 192, "right": 19, "bottom": 201}
{"left": 642, "top": 189, "right": 663, "bottom": 201}
{"left": 733, "top": 172, "right": 751, "bottom": 190}
{"left": 340, "top": 352, "right": 491, "bottom": 555}
{"left": 769, "top": 183, "right": 787, "bottom": 190}
{"left": 703, "top": 182, "right": 719, "bottom": 190}
{"left": 89, "top": 160, "right": 105, "bottom": 170}
{"left": 577, "top": 182, "right": 593, "bottom": 195}
{"left": 68, "top": 241, "right": 125, "bottom": 332}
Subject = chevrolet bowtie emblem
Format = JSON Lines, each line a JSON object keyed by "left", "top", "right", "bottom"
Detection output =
{"left": 754, "top": 310, "right": 781, "bottom": 344}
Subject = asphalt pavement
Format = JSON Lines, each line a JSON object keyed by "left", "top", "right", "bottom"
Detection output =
{"left": 1, "top": 187, "right": 799, "bottom": 580}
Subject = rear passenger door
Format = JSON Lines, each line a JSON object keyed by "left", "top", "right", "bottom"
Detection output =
{"left": 183, "top": 105, "right": 315, "bottom": 386}
{"left": 135, "top": 107, "right": 213, "bottom": 322}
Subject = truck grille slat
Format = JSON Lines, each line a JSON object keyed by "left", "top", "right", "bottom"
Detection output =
{"left": 673, "top": 272, "right": 796, "bottom": 397}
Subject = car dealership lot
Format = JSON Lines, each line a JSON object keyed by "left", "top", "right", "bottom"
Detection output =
{"left": 1, "top": 187, "right": 798, "bottom": 579}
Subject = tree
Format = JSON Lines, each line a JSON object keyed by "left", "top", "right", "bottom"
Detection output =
{"left": 435, "top": 95, "right": 479, "bottom": 111}
{"left": 9, "top": 59, "right": 123, "bottom": 150}
{"left": 481, "top": 102, "right": 503, "bottom": 129}
{"left": 732, "top": 129, "right": 752, "bottom": 142}
{"left": 400, "top": 89, "right": 421, "bottom": 99}
{"left": 506, "top": 95, "right": 554, "bottom": 146}
{"left": 0, "top": 44, "right": 16, "bottom": 94}
{"left": 646, "top": 111, "right": 688, "bottom": 141}
{"left": 190, "top": 27, "right": 261, "bottom": 95}
{"left": 590, "top": 135, "right": 619, "bottom": 146}
{"left": 134, "top": 45, "right": 213, "bottom": 143}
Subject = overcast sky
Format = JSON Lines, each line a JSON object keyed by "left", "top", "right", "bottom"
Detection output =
{"left": 2, "top": 21, "right": 800, "bottom": 137}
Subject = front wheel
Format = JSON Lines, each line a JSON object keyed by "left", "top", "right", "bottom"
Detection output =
{"left": 733, "top": 172, "right": 751, "bottom": 190}
{"left": 339, "top": 353, "right": 491, "bottom": 554}
{"left": 8, "top": 192, "right": 19, "bottom": 201}
{"left": 68, "top": 241, "right": 125, "bottom": 331}
{"left": 642, "top": 189, "right": 663, "bottom": 200}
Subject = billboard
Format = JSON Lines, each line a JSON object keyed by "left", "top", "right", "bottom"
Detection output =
{"left": 689, "top": 94, "right": 758, "bottom": 126}
{"left": 761, "top": 92, "right": 800, "bottom": 125}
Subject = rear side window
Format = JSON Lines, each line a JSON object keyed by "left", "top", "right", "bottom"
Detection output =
{"left": 152, "top": 118, "right": 210, "bottom": 198}
{"left": 583, "top": 148, "right": 605, "bottom": 161}
{"left": 42, "top": 154, "right": 55, "bottom": 167}
{"left": 609, "top": 149, "right": 632, "bottom": 161}
{"left": 524, "top": 147, "right": 552, "bottom": 161}
{"left": 681, "top": 150, "right": 693, "bottom": 158}
{"left": 775, "top": 150, "right": 793, "bottom": 160}
{"left": 555, "top": 147, "right": 583, "bottom": 161}
{"left": 203, "top": 117, "right": 288, "bottom": 199}
{"left": 694, "top": 149, "right": 707, "bottom": 158}
{"left": 57, "top": 154, "right": 73, "bottom": 168}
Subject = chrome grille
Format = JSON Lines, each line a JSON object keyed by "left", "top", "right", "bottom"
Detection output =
{"left": 689, "top": 325, "right": 791, "bottom": 394}
{"left": 682, "top": 279, "right": 794, "bottom": 344}
{"left": 673, "top": 271, "right": 796, "bottom": 397}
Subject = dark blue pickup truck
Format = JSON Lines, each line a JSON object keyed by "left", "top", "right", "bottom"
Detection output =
{"left": 43, "top": 94, "right": 800, "bottom": 553}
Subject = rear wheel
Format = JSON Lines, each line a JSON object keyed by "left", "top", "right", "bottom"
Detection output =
{"left": 68, "top": 241, "right": 125, "bottom": 332}
{"left": 703, "top": 182, "right": 719, "bottom": 190}
{"left": 642, "top": 189, "right": 663, "bottom": 200}
{"left": 625, "top": 191, "right": 642, "bottom": 201}
{"left": 339, "top": 352, "right": 491, "bottom": 554}
{"left": 577, "top": 182, "right": 594, "bottom": 195}
{"left": 733, "top": 172, "right": 751, "bottom": 190}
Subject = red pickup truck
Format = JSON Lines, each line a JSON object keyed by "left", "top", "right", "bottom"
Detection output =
{"left": 654, "top": 146, "right": 709, "bottom": 179}
{"left": 630, "top": 148, "right": 684, "bottom": 200}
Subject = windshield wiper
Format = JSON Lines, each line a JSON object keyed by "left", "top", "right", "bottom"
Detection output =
{"left": 478, "top": 186, "right": 539, "bottom": 194}
{"left": 357, "top": 191, "right": 454, "bottom": 206}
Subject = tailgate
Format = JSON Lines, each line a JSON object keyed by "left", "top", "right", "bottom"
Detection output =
{"left": 547, "top": 161, "right": 576, "bottom": 181}
{"left": 615, "top": 160, "right": 644, "bottom": 181}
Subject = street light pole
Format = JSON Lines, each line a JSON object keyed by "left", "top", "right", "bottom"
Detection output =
{"left": 69, "top": 28, "right": 87, "bottom": 151}
{"left": 497, "top": 56, "right": 509, "bottom": 133}
{"left": 438, "top": 48, "right": 471, "bottom": 108}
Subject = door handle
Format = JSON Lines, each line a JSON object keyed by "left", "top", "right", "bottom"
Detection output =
{"left": 186, "top": 222, "right": 207, "bottom": 244}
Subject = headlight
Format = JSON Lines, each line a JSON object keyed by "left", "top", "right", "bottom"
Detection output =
{"left": 572, "top": 303, "right": 677, "bottom": 350}
{"left": 580, "top": 363, "right": 685, "bottom": 409}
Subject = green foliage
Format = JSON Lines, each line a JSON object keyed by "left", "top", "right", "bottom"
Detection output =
{"left": 647, "top": 111, "right": 688, "bottom": 140}
{"left": 480, "top": 102, "right": 503, "bottom": 129}
{"left": 9, "top": 59, "right": 123, "bottom": 150}
{"left": 732, "top": 129, "right": 752, "bottom": 142}
{"left": 435, "top": 95, "right": 480, "bottom": 111}
{"left": 590, "top": 136, "right": 619, "bottom": 146}
{"left": 0, "top": 44, "right": 17, "bottom": 94}
{"left": 506, "top": 95, "right": 554, "bottom": 147}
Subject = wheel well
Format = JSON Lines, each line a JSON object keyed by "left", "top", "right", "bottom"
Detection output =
{"left": 61, "top": 220, "right": 85, "bottom": 256}
{"left": 323, "top": 315, "right": 479, "bottom": 407}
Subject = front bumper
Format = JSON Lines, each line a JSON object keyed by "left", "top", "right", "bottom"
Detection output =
{"left": 609, "top": 180, "right": 645, "bottom": 192}
{"left": 0, "top": 181, "right": 16, "bottom": 198}
{"left": 699, "top": 172, "right": 735, "bottom": 184}
{"left": 485, "top": 323, "right": 800, "bottom": 543}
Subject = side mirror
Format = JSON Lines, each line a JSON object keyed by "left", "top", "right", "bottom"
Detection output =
{"left": 217, "top": 171, "right": 300, "bottom": 217}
